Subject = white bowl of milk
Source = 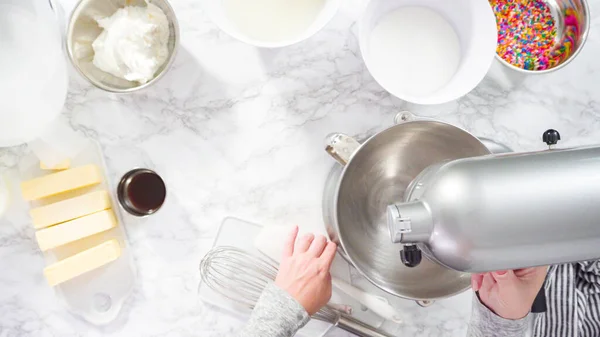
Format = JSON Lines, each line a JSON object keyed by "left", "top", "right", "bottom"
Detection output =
{"left": 359, "top": 0, "right": 497, "bottom": 104}
{"left": 203, "top": 0, "right": 341, "bottom": 48}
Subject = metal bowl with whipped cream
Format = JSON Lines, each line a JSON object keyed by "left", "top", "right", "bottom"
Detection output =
{"left": 67, "top": 0, "right": 179, "bottom": 93}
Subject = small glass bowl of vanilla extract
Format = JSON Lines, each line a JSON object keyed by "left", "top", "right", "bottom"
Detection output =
{"left": 117, "top": 168, "right": 166, "bottom": 217}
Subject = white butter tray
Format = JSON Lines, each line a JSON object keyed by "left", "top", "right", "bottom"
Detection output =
{"left": 18, "top": 140, "right": 135, "bottom": 325}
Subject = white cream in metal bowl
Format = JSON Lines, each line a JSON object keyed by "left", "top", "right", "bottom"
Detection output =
{"left": 67, "top": 0, "right": 179, "bottom": 93}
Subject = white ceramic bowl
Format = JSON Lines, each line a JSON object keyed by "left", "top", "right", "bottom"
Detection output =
{"left": 67, "top": 0, "right": 179, "bottom": 93}
{"left": 358, "top": 0, "right": 497, "bottom": 105}
{"left": 203, "top": 0, "right": 341, "bottom": 48}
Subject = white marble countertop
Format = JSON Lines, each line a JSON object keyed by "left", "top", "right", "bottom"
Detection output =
{"left": 2, "top": 0, "right": 600, "bottom": 336}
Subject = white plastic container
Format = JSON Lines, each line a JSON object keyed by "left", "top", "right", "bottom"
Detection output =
{"left": 18, "top": 141, "right": 136, "bottom": 325}
{"left": 0, "top": 0, "right": 68, "bottom": 147}
{"left": 202, "top": 0, "right": 341, "bottom": 48}
{"left": 358, "top": 0, "right": 497, "bottom": 105}
{"left": 198, "top": 218, "right": 334, "bottom": 337}
{"left": 198, "top": 217, "right": 399, "bottom": 336}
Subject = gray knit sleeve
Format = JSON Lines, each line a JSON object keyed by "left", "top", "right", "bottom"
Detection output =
{"left": 240, "top": 282, "right": 310, "bottom": 337}
{"left": 467, "top": 294, "right": 530, "bottom": 337}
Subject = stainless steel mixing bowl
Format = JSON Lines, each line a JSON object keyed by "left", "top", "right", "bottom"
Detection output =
{"left": 495, "top": 0, "right": 590, "bottom": 73}
{"left": 67, "top": 0, "right": 179, "bottom": 92}
{"left": 323, "top": 115, "right": 491, "bottom": 301}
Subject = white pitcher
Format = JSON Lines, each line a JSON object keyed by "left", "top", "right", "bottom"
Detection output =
{"left": 0, "top": 0, "right": 68, "bottom": 147}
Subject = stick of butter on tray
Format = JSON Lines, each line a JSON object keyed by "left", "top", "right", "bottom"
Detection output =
{"left": 44, "top": 239, "right": 121, "bottom": 286}
{"left": 30, "top": 191, "right": 112, "bottom": 229}
{"left": 40, "top": 159, "right": 71, "bottom": 171}
{"left": 35, "top": 210, "right": 117, "bottom": 251}
{"left": 21, "top": 164, "right": 102, "bottom": 201}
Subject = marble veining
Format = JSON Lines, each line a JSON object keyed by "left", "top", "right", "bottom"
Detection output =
{"left": 2, "top": 0, "right": 600, "bottom": 335}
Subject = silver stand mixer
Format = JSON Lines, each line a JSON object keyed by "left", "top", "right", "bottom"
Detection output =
{"left": 323, "top": 113, "right": 596, "bottom": 324}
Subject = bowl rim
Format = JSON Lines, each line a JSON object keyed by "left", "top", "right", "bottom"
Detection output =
{"left": 66, "top": 0, "right": 180, "bottom": 93}
{"left": 202, "top": 0, "right": 342, "bottom": 49}
{"left": 493, "top": 0, "right": 591, "bottom": 74}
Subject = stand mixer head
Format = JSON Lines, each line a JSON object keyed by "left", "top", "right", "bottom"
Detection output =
{"left": 387, "top": 129, "right": 600, "bottom": 273}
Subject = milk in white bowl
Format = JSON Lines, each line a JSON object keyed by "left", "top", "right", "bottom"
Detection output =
{"left": 204, "top": 0, "right": 341, "bottom": 47}
{"left": 359, "top": 0, "right": 498, "bottom": 105}
{"left": 369, "top": 7, "right": 461, "bottom": 97}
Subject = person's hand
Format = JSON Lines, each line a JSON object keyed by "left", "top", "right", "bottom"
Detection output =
{"left": 471, "top": 267, "right": 548, "bottom": 320}
{"left": 274, "top": 226, "right": 337, "bottom": 315}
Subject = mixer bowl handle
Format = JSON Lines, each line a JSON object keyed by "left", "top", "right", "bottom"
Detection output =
{"left": 325, "top": 111, "right": 420, "bottom": 165}
{"left": 325, "top": 133, "right": 361, "bottom": 166}
{"left": 394, "top": 111, "right": 417, "bottom": 124}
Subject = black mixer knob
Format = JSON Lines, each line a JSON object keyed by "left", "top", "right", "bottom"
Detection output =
{"left": 542, "top": 129, "right": 561, "bottom": 146}
{"left": 400, "top": 245, "right": 422, "bottom": 268}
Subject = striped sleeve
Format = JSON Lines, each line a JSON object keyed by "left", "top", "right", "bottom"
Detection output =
{"left": 533, "top": 263, "right": 600, "bottom": 337}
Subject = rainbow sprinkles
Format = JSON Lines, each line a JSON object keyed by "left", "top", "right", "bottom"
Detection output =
{"left": 491, "top": 0, "right": 580, "bottom": 70}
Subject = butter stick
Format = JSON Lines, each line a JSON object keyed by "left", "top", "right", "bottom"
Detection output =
{"left": 35, "top": 210, "right": 117, "bottom": 251}
{"left": 44, "top": 239, "right": 121, "bottom": 286}
{"left": 40, "top": 159, "right": 71, "bottom": 171}
{"left": 21, "top": 164, "right": 102, "bottom": 201}
{"left": 30, "top": 190, "right": 112, "bottom": 229}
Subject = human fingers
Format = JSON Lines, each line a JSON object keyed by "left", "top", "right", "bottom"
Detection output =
{"left": 479, "top": 272, "right": 496, "bottom": 296}
{"left": 295, "top": 233, "right": 315, "bottom": 253}
{"left": 308, "top": 235, "right": 327, "bottom": 257}
{"left": 471, "top": 273, "right": 484, "bottom": 291}
{"left": 514, "top": 266, "right": 548, "bottom": 280}
{"left": 513, "top": 267, "right": 539, "bottom": 278}
{"left": 492, "top": 270, "right": 518, "bottom": 285}
{"left": 319, "top": 242, "right": 337, "bottom": 271}
{"left": 282, "top": 225, "right": 299, "bottom": 258}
